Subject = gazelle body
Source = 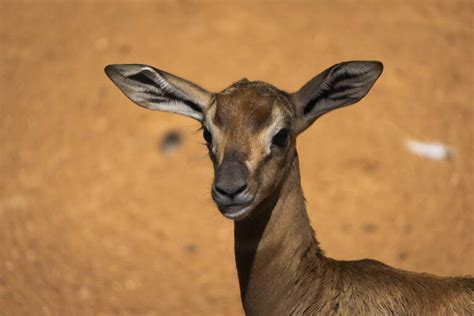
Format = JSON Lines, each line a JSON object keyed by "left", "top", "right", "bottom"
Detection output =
{"left": 105, "top": 61, "right": 473, "bottom": 315}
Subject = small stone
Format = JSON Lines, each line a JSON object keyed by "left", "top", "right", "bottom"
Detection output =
{"left": 184, "top": 243, "right": 198, "bottom": 254}
{"left": 341, "top": 223, "right": 351, "bottom": 233}
{"left": 403, "top": 224, "right": 412, "bottom": 234}
{"left": 361, "top": 223, "right": 377, "bottom": 233}
{"left": 159, "top": 130, "right": 183, "bottom": 154}
{"left": 398, "top": 251, "right": 409, "bottom": 261}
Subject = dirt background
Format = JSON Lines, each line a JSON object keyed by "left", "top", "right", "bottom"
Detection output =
{"left": 0, "top": 0, "right": 472, "bottom": 315}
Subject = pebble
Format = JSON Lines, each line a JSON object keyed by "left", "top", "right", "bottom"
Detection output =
{"left": 159, "top": 130, "right": 183, "bottom": 154}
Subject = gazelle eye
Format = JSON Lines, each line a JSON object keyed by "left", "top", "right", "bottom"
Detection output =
{"left": 203, "top": 127, "right": 212, "bottom": 144}
{"left": 272, "top": 128, "right": 290, "bottom": 148}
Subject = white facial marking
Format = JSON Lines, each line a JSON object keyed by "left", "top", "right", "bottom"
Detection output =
{"left": 246, "top": 106, "right": 288, "bottom": 172}
{"left": 204, "top": 103, "right": 227, "bottom": 164}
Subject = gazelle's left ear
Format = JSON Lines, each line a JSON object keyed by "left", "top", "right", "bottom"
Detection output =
{"left": 291, "top": 61, "right": 383, "bottom": 133}
{"left": 105, "top": 64, "right": 212, "bottom": 121}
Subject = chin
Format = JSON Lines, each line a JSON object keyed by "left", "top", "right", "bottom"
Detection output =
{"left": 218, "top": 203, "right": 254, "bottom": 221}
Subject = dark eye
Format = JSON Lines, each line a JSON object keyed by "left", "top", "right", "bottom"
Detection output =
{"left": 203, "top": 127, "right": 212, "bottom": 144}
{"left": 272, "top": 129, "right": 290, "bottom": 148}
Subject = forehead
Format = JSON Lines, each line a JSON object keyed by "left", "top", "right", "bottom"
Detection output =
{"left": 211, "top": 80, "right": 292, "bottom": 131}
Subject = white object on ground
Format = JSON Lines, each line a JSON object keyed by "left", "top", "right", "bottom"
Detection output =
{"left": 405, "top": 139, "right": 454, "bottom": 161}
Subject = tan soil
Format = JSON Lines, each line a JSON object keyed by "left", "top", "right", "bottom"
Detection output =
{"left": 0, "top": 1, "right": 472, "bottom": 315}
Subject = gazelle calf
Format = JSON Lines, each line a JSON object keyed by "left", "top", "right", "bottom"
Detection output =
{"left": 105, "top": 61, "right": 473, "bottom": 315}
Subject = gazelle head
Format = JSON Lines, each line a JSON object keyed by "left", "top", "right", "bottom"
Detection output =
{"left": 105, "top": 61, "right": 383, "bottom": 220}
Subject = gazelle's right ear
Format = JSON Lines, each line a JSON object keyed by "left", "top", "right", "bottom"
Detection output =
{"left": 104, "top": 64, "right": 212, "bottom": 121}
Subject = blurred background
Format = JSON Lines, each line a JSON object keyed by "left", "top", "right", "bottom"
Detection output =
{"left": 0, "top": 0, "right": 472, "bottom": 315}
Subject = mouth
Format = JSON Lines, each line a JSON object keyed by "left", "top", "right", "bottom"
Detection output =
{"left": 218, "top": 203, "right": 254, "bottom": 220}
{"left": 211, "top": 188, "right": 255, "bottom": 220}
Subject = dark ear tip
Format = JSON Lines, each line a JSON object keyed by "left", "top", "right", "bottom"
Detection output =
{"left": 105, "top": 64, "right": 122, "bottom": 77}
{"left": 371, "top": 61, "right": 384, "bottom": 74}
{"left": 104, "top": 64, "right": 115, "bottom": 78}
{"left": 341, "top": 60, "right": 383, "bottom": 76}
{"left": 104, "top": 65, "right": 128, "bottom": 83}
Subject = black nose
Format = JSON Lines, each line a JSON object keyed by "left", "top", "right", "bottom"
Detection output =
{"left": 214, "top": 182, "right": 247, "bottom": 199}
{"left": 213, "top": 153, "right": 249, "bottom": 201}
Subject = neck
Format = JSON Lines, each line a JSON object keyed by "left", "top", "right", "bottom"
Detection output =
{"left": 234, "top": 153, "right": 324, "bottom": 314}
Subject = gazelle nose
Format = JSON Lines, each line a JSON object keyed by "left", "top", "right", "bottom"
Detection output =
{"left": 213, "top": 152, "right": 249, "bottom": 203}
{"left": 214, "top": 182, "right": 247, "bottom": 199}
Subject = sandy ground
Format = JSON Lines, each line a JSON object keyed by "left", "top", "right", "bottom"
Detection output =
{"left": 0, "top": 1, "right": 472, "bottom": 315}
